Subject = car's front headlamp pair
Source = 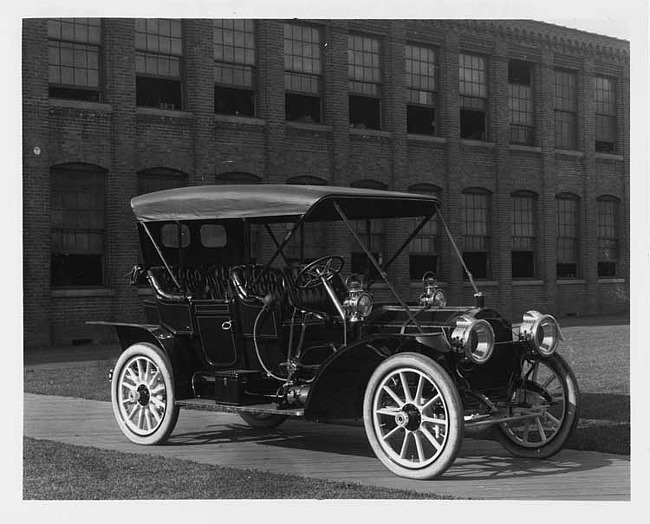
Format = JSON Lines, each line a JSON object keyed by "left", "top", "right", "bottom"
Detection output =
{"left": 519, "top": 310, "right": 564, "bottom": 357}
{"left": 451, "top": 314, "right": 495, "bottom": 364}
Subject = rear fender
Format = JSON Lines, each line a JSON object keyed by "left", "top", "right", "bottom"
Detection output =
{"left": 303, "top": 334, "right": 446, "bottom": 422}
{"left": 98, "top": 322, "right": 197, "bottom": 397}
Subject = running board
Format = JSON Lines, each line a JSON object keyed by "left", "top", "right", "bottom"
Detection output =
{"left": 176, "top": 398, "right": 304, "bottom": 418}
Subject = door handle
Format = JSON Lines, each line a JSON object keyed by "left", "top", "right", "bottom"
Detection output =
{"left": 221, "top": 320, "right": 232, "bottom": 331}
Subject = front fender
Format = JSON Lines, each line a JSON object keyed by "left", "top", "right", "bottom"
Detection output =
{"left": 303, "top": 333, "right": 447, "bottom": 422}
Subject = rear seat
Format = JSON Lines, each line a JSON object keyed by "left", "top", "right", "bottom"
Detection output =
{"left": 146, "top": 265, "right": 231, "bottom": 301}
{"left": 147, "top": 263, "right": 348, "bottom": 321}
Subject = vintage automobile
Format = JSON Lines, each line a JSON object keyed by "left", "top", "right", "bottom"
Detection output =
{"left": 94, "top": 184, "right": 579, "bottom": 480}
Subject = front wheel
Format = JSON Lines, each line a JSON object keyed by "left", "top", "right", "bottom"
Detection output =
{"left": 111, "top": 343, "right": 180, "bottom": 445}
{"left": 363, "top": 353, "right": 463, "bottom": 480}
{"left": 494, "top": 353, "right": 579, "bottom": 458}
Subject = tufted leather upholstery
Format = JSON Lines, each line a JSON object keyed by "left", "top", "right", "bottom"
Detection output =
{"left": 147, "top": 265, "right": 231, "bottom": 301}
{"left": 146, "top": 266, "right": 184, "bottom": 300}
{"left": 230, "top": 264, "right": 289, "bottom": 308}
{"left": 204, "top": 265, "right": 231, "bottom": 300}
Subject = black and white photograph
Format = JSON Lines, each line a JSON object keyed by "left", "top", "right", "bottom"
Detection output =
{"left": 6, "top": 0, "right": 648, "bottom": 520}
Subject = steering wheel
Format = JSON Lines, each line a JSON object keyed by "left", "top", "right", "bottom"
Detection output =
{"left": 294, "top": 255, "right": 345, "bottom": 290}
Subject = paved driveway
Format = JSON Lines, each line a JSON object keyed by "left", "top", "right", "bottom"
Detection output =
{"left": 23, "top": 393, "right": 630, "bottom": 500}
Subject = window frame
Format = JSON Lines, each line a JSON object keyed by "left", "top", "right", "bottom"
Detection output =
{"left": 511, "top": 190, "right": 537, "bottom": 279}
{"left": 135, "top": 18, "right": 184, "bottom": 110}
{"left": 462, "top": 188, "right": 491, "bottom": 280}
{"left": 48, "top": 18, "right": 102, "bottom": 102}
{"left": 407, "top": 183, "right": 441, "bottom": 280}
{"left": 595, "top": 76, "right": 617, "bottom": 154}
{"left": 554, "top": 69, "right": 578, "bottom": 150}
{"left": 405, "top": 43, "right": 438, "bottom": 136}
{"left": 459, "top": 52, "right": 488, "bottom": 141}
{"left": 50, "top": 163, "right": 107, "bottom": 288}
{"left": 284, "top": 176, "right": 328, "bottom": 263}
{"left": 213, "top": 19, "right": 257, "bottom": 117}
{"left": 556, "top": 193, "right": 580, "bottom": 278}
{"left": 137, "top": 167, "right": 188, "bottom": 196}
{"left": 349, "top": 180, "right": 387, "bottom": 277}
{"left": 348, "top": 33, "right": 383, "bottom": 130}
{"left": 284, "top": 22, "right": 323, "bottom": 123}
{"left": 508, "top": 60, "right": 534, "bottom": 146}
{"left": 597, "top": 195, "right": 620, "bottom": 277}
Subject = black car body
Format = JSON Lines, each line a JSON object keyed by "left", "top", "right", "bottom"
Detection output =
{"left": 94, "top": 184, "right": 579, "bottom": 479}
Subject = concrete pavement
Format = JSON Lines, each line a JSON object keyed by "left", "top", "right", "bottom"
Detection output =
{"left": 23, "top": 393, "right": 630, "bottom": 500}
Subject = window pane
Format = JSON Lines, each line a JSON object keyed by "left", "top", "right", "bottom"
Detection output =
{"left": 348, "top": 34, "right": 381, "bottom": 95}
{"left": 51, "top": 165, "right": 105, "bottom": 286}
{"left": 556, "top": 196, "right": 580, "bottom": 276}
{"left": 48, "top": 20, "right": 101, "bottom": 96}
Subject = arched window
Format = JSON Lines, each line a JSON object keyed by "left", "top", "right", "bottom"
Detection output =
{"left": 597, "top": 195, "right": 620, "bottom": 277}
{"left": 511, "top": 190, "right": 538, "bottom": 279}
{"left": 51, "top": 163, "right": 107, "bottom": 287}
{"left": 408, "top": 183, "right": 442, "bottom": 280}
{"left": 349, "top": 180, "right": 387, "bottom": 277}
{"left": 215, "top": 171, "right": 261, "bottom": 184}
{"left": 462, "top": 188, "right": 491, "bottom": 279}
{"left": 286, "top": 175, "right": 328, "bottom": 186}
{"left": 137, "top": 167, "right": 188, "bottom": 195}
{"left": 556, "top": 193, "right": 580, "bottom": 278}
{"left": 284, "top": 176, "right": 328, "bottom": 262}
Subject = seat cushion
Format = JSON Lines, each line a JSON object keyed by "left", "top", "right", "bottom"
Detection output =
{"left": 230, "top": 264, "right": 289, "bottom": 307}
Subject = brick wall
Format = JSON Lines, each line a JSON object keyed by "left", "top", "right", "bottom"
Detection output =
{"left": 22, "top": 18, "right": 630, "bottom": 348}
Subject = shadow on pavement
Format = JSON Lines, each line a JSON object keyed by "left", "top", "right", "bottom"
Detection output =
{"left": 167, "top": 421, "right": 622, "bottom": 481}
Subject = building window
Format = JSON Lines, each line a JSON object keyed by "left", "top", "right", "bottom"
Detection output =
{"left": 509, "top": 60, "right": 534, "bottom": 145}
{"left": 215, "top": 172, "right": 261, "bottom": 260}
{"left": 214, "top": 19, "right": 256, "bottom": 117}
{"left": 51, "top": 163, "right": 106, "bottom": 287}
{"left": 462, "top": 189, "right": 491, "bottom": 279}
{"left": 285, "top": 176, "right": 328, "bottom": 263}
{"left": 408, "top": 184, "right": 441, "bottom": 280}
{"left": 512, "top": 191, "right": 537, "bottom": 278}
{"left": 348, "top": 34, "right": 382, "bottom": 130}
{"left": 215, "top": 172, "right": 261, "bottom": 185}
{"left": 459, "top": 53, "right": 487, "bottom": 140}
{"left": 595, "top": 77, "right": 616, "bottom": 153}
{"left": 406, "top": 44, "right": 437, "bottom": 135}
{"left": 137, "top": 167, "right": 188, "bottom": 196}
{"left": 597, "top": 196, "right": 619, "bottom": 277}
{"left": 135, "top": 18, "right": 183, "bottom": 110}
{"left": 554, "top": 70, "right": 577, "bottom": 150}
{"left": 48, "top": 18, "right": 101, "bottom": 102}
{"left": 284, "top": 23, "right": 322, "bottom": 123}
{"left": 556, "top": 194, "right": 580, "bottom": 278}
{"left": 350, "top": 180, "right": 387, "bottom": 277}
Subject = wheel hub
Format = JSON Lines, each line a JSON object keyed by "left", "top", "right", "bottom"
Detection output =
{"left": 136, "top": 384, "right": 150, "bottom": 406}
{"left": 395, "top": 404, "right": 421, "bottom": 431}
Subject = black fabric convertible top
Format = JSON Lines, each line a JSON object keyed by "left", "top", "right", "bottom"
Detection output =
{"left": 131, "top": 184, "right": 440, "bottom": 223}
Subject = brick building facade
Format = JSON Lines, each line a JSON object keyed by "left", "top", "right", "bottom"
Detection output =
{"left": 22, "top": 18, "right": 630, "bottom": 348}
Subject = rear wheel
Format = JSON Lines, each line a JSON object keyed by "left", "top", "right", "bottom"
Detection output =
{"left": 111, "top": 343, "right": 179, "bottom": 445}
{"left": 238, "top": 412, "right": 288, "bottom": 428}
{"left": 494, "top": 353, "right": 579, "bottom": 458}
{"left": 363, "top": 353, "right": 463, "bottom": 480}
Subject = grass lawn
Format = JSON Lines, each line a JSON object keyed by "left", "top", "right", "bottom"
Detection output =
{"left": 23, "top": 437, "right": 454, "bottom": 500}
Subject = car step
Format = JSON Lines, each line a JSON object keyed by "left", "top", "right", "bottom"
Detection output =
{"left": 176, "top": 398, "right": 305, "bottom": 418}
